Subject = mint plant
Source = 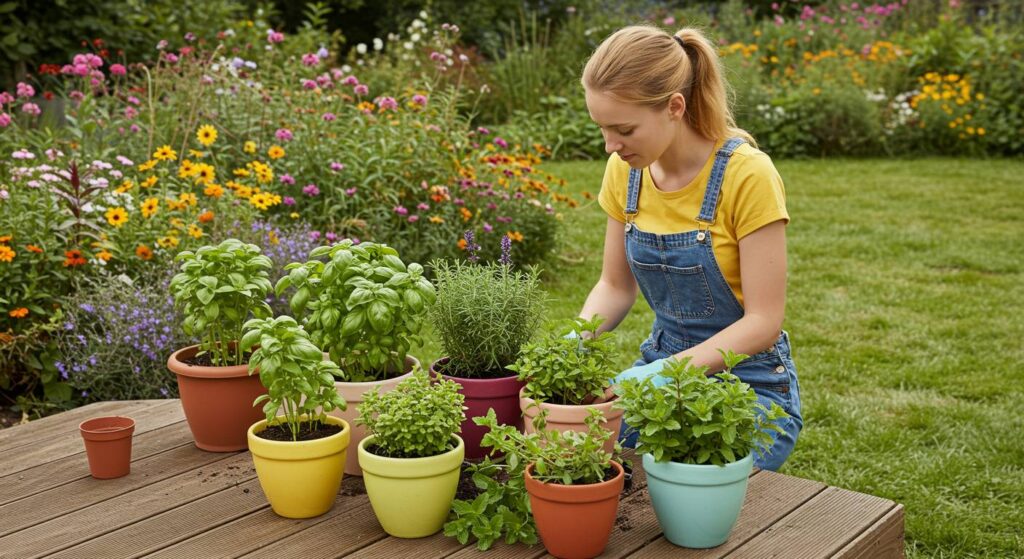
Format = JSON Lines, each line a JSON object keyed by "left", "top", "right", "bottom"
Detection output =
{"left": 429, "top": 232, "right": 546, "bottom": 377}
{"left": 508, "top": 316, "right": 618, "bottom": 405}
{"left": 170, "top": 238, "right": 274, "bottom": 366}
{"left": 240, "top": 316, "right": 347, "bottom": 442}
{"left": 278, "top": 240, "right": 435, "bottom": 382}
{"left": 613, "top": 350, "right": 789, "bottom": 465}
{"left": 355, "top": 367, "right": 465, "bottom": 458}
{"left": 444, "top": 408, "right": 618, "bottom": 550}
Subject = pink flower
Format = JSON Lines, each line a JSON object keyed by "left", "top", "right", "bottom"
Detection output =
{"left": 0, "top": 113, "right": 10, "bottom": 127}
{"left": 12, "top": 149, "right": 35, "bottom": 159}
{"left": 345, "top": 187, "right": 357, "bottom": 196}
{"left": 482, "top": 222, "right": 493, "bottom": 233}
{"left": 157, "top": 40, "right": 168, "bottom": 50}
{"left": 316, "top": 74, "right": 332, "bottom": 87}
{"left": 417, "top": 203, "right": 430, "bottom": 211}
{"left": 127, "top": 96, "right": 141, "bottom": 105}
{"left": 376, "top": 96, "right": 398, "bottom": 111}
{"left": 323, "top": 112, "right": 336, "bottom": 121}
{"left": 184, "top": 32, "right": 196, "bottom": 42}
{"left": 130, "top": 124, "right": 141, "bottom": 133}
{"left": 165, "top": 53, "right": 179, "bottom": 63}
{"left": 325, "top": 232, "right": 337, "bottom": 241}
{"left": 280, "top": 174, "right": 296, "bottom": 185}
{"left": 116, "top": 155, "right": 133, "bottom": 166}
{"left": 476, "top": 126, "right": 490, "bottom": 135}
{"left": 302, "top": 79, "right": 317, "bottom": 89}
{"left": 124, "top": 107, "right": 137, "bottom": 119}
{"left": 267, "top": 30, "right": 285, "bottom": 44}
{"left": 302, "top": 184, "right": 320, "bottom": 196}
{"left": 494, "top": 137, "right": 508, "bottom": 149}
{"left": 110, "top": 64, "right": 127, "bottom": 76}
{"left": 354, "top": 84, "right": 369, "bottom": 96}
{"left": 275, "top": 128, "right": 293, "bottom": 142}
{"left": 342, "top": 76, "right": 359, "bottom": 86}
{"left": 309, "top": 231, "right": 321, "bottom": 241}
{"left": 69, "top": 90, "right": 85, "bottom": 101}
{"left": 774, "top": 14, "right": 785, "bottom": 25}
{"left": 0, "top": 92, "right": 13, "bottom": 105}
{"left": 663, "top": 16, "right": 676, "bottom": 26}
{"left": 412, "top": 94, "right": 427, "bottom": 106}
{"left": 393, "top": 205, "right": 409, "bottom": 216}
{"left": 771, "top": 2, "right": 779, "bottom": 9}
{"left": 408, "top": 215, "right": 419, "bottom": 223}
{"left": 283, "top": 196, "right": 296, "bottom": 206}
{"left": 301, "top": 53, "right": 319, "bottom": 66}
{"left": 21, "top": 103, "right": 41, "bottom": 116}
{"left": 16, "top": 82, "right": 34, "bottom": 98}
{"left": 330, "top": 162, "right": 345, "bottom": 171}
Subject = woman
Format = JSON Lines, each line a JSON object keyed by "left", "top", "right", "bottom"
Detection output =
{"left": 578, "top": 25, "right": 802, "bottom": 470}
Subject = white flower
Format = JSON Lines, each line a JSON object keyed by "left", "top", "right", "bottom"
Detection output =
{"left": 419, "top": 10, "right": 427, "bottom": 19}
{"left": 356, "top": 43, "right": 367, "bottom": 54}
{"left": 412, "top": 18, "right": 425, "bottom": 29}
{"left": 373, "top": 38, "right": 383, "bottom": 51}
{"left": 404, "top": 42, "right": 414, "bottom": 50}
{"left": 341, "top": 64, "right": 352, "bottom": 73}
{"left": 411, "top": 33, "right": 421, "bottom": 42}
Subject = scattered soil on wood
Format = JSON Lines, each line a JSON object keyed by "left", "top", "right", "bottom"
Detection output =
{"left": 341, "top": 475, "right": 366, "bottom": 496}
{"left": 254, "top": 422, "right": 342, "bottom": 442}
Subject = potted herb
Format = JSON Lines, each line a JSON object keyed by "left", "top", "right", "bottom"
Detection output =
{"left": 356, "top": 367, "right": 466, "bottom": 538}
{"left": 446, "top": 407, "right": 623, "bottom": 557}
{"left": 279, "top": 239, "right": 436, "bottom": 475}
{"left": 167, "top": 238, "right": 273, "bottom": 451}
{"left": 429, "top": 232, "right": 546, "bottom": 459}
{"left": 509, "top": 316, "right": 623, "bottom": 454}
{"left": 613, "top": 351, "right": 789, "bottom": 549}
{"left": 242, "top": 315, "right": 350, "bottom": 519}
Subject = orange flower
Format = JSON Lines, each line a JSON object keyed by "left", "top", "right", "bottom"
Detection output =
{"left": 0, "top": 235, "right": 13, "bottom": 243}
{"left": 8, "top": 307, "right": 28, "bottom": 318}
{"left": 26, "top": 244, "right": 44, "bottom": 253}
{"left": 198, "top": 211, "right": 215, "bottom": 223}
{"left": 135, "top": 245, "right": 153, "bottom": 260}
{"left": 460, "top": 207, "right": 473, "bottom": 222}
{"left": 63, "top": 249, "right": 87, "bottom": 267}
{"left": 96, "top": 250, "right": 113, "bottom": 262}
{"left": 0, "top": 245, "right": 15, "bottom": 262}
{"left": 507, "top": 231, "right": 524, "bottom": 242}
{"left": 457, "top": 238, "right": 467, "bottom": 250}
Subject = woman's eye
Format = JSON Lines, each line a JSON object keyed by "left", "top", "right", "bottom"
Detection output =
{"left": 620, "top": 129, "right": 634, "bottom": 136}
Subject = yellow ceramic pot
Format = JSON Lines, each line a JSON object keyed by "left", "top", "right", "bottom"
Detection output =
{"left": 247, "top": 415, "right": 350, "bottom": 519}
{"left": 358, "top": 434, "right": 465, "bottom": 538}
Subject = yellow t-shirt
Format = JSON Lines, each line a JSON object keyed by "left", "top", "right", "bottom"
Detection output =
{"left": 598, "top": 140, "right": 788, "bottom": 307}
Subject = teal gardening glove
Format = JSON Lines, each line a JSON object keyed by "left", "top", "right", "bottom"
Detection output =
{"left": 614, "top": 358, "right": 673, "bottom": 387}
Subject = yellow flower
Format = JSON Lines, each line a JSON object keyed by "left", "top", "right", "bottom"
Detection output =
{"left": 429, "top": 216, "right": 445, "bottom": 224}
{"left": 179, "top": 192, "right": 198, "bottom": 207}
{"left": 977, "top": 127, "right": 985, "bottom": 136}
{"left": 290, "top": 212, "right": 300, "bottom": 219}
{"left": 157, "top": 236, "right": 180, "bottom": 248}
{"left": 187, "top": 224, "right": 204, "bottom": 239}
{"left": 178, "top": 160, "right": 197, "bottom": 178}
{"left": 142, "top": 176, "right": 158, "bottom": 188}
{"left": 250, "top": 192, "right": 272, "bottom": 210}
{"left": 268, "top": 145, "right": 285, "bottom": 159}
{"left": 105, "top": 207, "right": 129, "bottom": 228}
{"left": 203, "top": 183, "right": 224, "bottom": 198}
{"left": 141, "top": 197, "right": 159, "bottom": 218}
{"left": 235, "top": 185, "right": 253, "bottom": 199}
{"left": 115, "top": 180, "right": 133, "bottom": 194}
{"left": 138, "top": 159, "right": 157, "bottom": 172}
{"left": 196, "top": 124, "right": 218, "bottom": 146}
{"left": 96, "top": 250, "right": 113, "bottom": 262}
{"left": 193, "top": 163, "right": 216, "bottom": 185}
{"left": 244, "top": 141, "right": 257, "bottom": 154}
{"left": 267, "top": 230, "right": 279, "bottom": 245}
{"left": 0, "top": 245, "right": 15, "bottom": 262}
{"left": 233, "top": 168, "right": 251, "bottom": 177}
{"left": 189, "top": 149, "right": 205, "bottom": 159}
{"left": 153, "top": 145, "right": 177, "bottom": 162}
{"left": 507, "top": 230, "right": 524, "bottom": 242}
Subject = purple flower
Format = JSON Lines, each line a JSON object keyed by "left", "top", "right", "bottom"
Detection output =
{"left": 302, "top": 79, "right": 316, "bottom": 90}
{"left": 354, "top": 84, "right": 369, "bottom": 96}
{"left": 412, "top": 94, "right": 428, "bottom": 106}
{"left": 301, "top": 53, "right": 320, "bottom": 66}
{"left": 344, "top": 187, "right": 357, "bottom": 196}
{"left": 464, "top": 230, "right": 480, "bottom": 263}
{"left": 309, "top": 231, "right": 321, "bottom": 241}
{"left": 317, "top": 46, "right": 329, "bottom": 59}
{"left": 342, "top": 76, "right": 359, "bottom": 86}
{"left": 499, "top": 235, "right": 512, "bottom": 265}
{"left": 302, "top": 183, "right": 320, "bottom": 196}
{"left": 494, "top": 137, "right": 509, "bottom": 149}
{"left": 393, "top": 205, "right": 409, "bottom": 216}
{"left": 160, "top": 388, "right": 169, "bottom": 397}
{"left": 330, "top": 162, "right": 345, "bottom": 171}
{"left": 482, "top": 222, "right": 493, "bottom": 233}
{"left": 322, "top": 112, "right": 336, "bottom": 121}
{"left": 280, "top": 174, "right": 296, "bottom": 185}
{"left": 376, "top": 96, "right": 398, "bottom": 111}
{"left": 283, "top": 196, "right": 296, "bottom": 206}
{"left": 325, "top": 232, "right": 337, "bottom": 241}
{"left": 476, "top": 126, "right": 490, "bottom": 135}
{"left": 275, "top": 128, "right": 293, "bottom": 141}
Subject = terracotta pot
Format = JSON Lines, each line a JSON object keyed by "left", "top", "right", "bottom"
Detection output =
{"left": 432, "top": 357, "right": 525, "bottom": 460}
{"left": 167, "top": 344, "right": 267, "bottom": 452}
{"left": 328, "top": 354, "right": 419, "bottom": 476}
{"left": 79, "top": 416, "right": 135, "bottom": 479}
{"left": 519, "top": 387, "right": 624, "bottom": 455}
{"left": 524, "top": 460, "right": 624, "bottom": 559}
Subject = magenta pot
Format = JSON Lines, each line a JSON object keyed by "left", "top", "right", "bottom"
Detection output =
{"left": 432, "top": 357, "right": 525, "bottom": 460}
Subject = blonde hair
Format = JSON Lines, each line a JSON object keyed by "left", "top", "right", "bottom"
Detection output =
{"left": 582, "top": 25, "right": 755, "bottom": 146}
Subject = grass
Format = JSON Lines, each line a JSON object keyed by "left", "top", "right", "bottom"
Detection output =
{"left": 419, "top": 157, "right": 1024, "bottom": 558}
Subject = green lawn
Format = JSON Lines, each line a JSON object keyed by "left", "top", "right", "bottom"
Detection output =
{"left": 421, "top": 157, "right": 1024, "bottom": 558}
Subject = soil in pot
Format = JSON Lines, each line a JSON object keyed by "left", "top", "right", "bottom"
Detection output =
{"left": 431, "top": 359, "right": 514, "bottom": 380}
{"left": 180, "top": 350, "right": 254, "bottom": 367}
{"left": 254, "top": 422, "right": 343, "bottom": 442}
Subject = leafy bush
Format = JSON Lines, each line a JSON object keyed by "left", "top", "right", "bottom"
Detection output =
{"left": 241, "top": 315, "right": 346, "bottom": 441}
{"left": 170, "top": 239, "right": 274, "bottom": 366}
{"left": 429, "top": 233, "right": 545, "bottom": 377}
{"left": 613, "top": 350, "right": 788, "bottom": 465}
{"left": 280, "top": 240, "right": 435, "bottom": 381}
{"left": 356, "top": 366, "right": 465, "bottom": 458}
{"left": 508, "top": 316, "right": 617, "bottom": 405}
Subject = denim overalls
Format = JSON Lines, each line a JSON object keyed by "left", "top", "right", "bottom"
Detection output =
{"left": 618, "top": 137, "right": 802, "bottom": 471}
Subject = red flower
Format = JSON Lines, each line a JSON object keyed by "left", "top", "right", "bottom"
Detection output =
{"left": 63, "top": 249, "right": 87, "bottom": 267}
{"left": 43, "top": 92, "right": 54, "bottom": 101}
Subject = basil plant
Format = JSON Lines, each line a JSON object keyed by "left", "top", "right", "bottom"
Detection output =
{"left": 277, "top": 240, "right": 436, "bottom": 382}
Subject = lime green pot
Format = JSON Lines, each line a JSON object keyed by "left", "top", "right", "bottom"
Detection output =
{"left": 643, "top": 451, "right": 753, "bottom": 548}
{"left": 247, "top": 415, "right": 350, "bottom": 519}
{"left": 358, "top": 434, "right": 465, "bottom": 538}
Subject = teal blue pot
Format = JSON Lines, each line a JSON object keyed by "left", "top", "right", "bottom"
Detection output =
{"left": 642, "top": 452, "right": 753, "bottom": 548}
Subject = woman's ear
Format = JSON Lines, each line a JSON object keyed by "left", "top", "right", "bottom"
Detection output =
{"left": 668, "top": 92, "right": 686, "bottom": 121}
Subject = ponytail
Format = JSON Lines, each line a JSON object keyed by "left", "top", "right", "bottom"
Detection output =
{"left": 582, "top": 25, "right": 755, "bottom": 147}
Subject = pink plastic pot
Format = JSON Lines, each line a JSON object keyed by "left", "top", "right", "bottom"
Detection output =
{"left": 79, "top": 416, "right": 135, "bottom": 479}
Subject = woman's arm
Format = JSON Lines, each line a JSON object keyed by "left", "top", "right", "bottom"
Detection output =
{"left": 579, "top": 217, "right": 639, "bottom": 333}
{"left": 674, "top": 220, "right": 788, "bottom": 372}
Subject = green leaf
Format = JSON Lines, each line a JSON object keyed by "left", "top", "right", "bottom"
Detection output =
{"left": 367, "top": 301, "right": 392, "bottom": 333}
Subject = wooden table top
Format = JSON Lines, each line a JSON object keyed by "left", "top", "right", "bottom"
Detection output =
{"left": 0, "top": 399, "right": 904, "bottom": 558}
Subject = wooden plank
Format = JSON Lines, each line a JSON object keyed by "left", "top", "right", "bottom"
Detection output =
{"left": 0, "top": 400, "right": 184, "bottom": 476}
{"left": 47, "top": 477, "right": 269, "bottom": 558}
{"left": 834, "top": 505, "right": 905, "bottom": 559}
{"left": 724, "top": 487, "right": 898, "bottom": 559}
{"left": 624, "top": 470, "right": 827, "bottom": 558}
{"left": 144, "top": 475, "right": 375, "bottom": 558}
{"left": 0, "top": 444, "right": 244, "bottom": 539}
{"left": 0, "top": 421, "right": 194, "bottom": 506}
{"left": 344, "top": 531, "right": 466, "bottom": 559}
{"left": 0, "top": 452, "right": 255, "bottom": 559}
{"left": 0, "top": 400, "right": 176, "bottom": 453}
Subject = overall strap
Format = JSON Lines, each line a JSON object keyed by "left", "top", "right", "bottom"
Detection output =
{"left": 696, "top": 137, "right": 747, "bottom": 226}
{"left": 624, "top": 167, "right": 643, "bottom": 229}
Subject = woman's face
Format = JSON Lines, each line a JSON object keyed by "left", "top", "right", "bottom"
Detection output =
{"left": 585, "top": 89, "right": 679, "bottom": 169}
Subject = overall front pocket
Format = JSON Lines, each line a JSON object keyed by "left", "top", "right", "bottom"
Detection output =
{"left": 630, "top": 260, "right": 715, "bottom": 319}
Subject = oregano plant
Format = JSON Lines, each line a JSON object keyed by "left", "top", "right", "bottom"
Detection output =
{"left": 170, "top": 238, "right": 273, "bottom": 366}
{"left": 278, "top": 240, "right": 436, "bottom": 382}
{"left": 355, "top": 367, "right": 465, "bottom": 458}
{"left": 240, "top": 316, "right": 347, "bottom": 442}
{"left": 508, "top": 316, "right": 618, "bottom": 405}
{"left": 613, "top": 350, "right": 789, "bottom": 465}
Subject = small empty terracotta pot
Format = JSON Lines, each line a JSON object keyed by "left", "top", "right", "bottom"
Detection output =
{"left": 79, "top": 416, "right": 135, "bottom": 479}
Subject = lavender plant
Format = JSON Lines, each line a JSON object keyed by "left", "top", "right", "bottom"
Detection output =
{"left": 428, "top": 233, "right": 545, "bottom": 377}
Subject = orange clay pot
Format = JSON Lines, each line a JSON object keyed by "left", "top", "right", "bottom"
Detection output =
{"left": 167, "top": 344, "right": 267, "bottom": 452}
{"left": 519, "top": 387, "right": 624, "bottom": 455}
{"left": 79, "top": 416, "right": 135, "bottom": 479}
{"left": 524, "top": 461, "right": 625, "bottom": 559}
{"left": 328, "top": 355, "right": 419, "bottom": 476}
